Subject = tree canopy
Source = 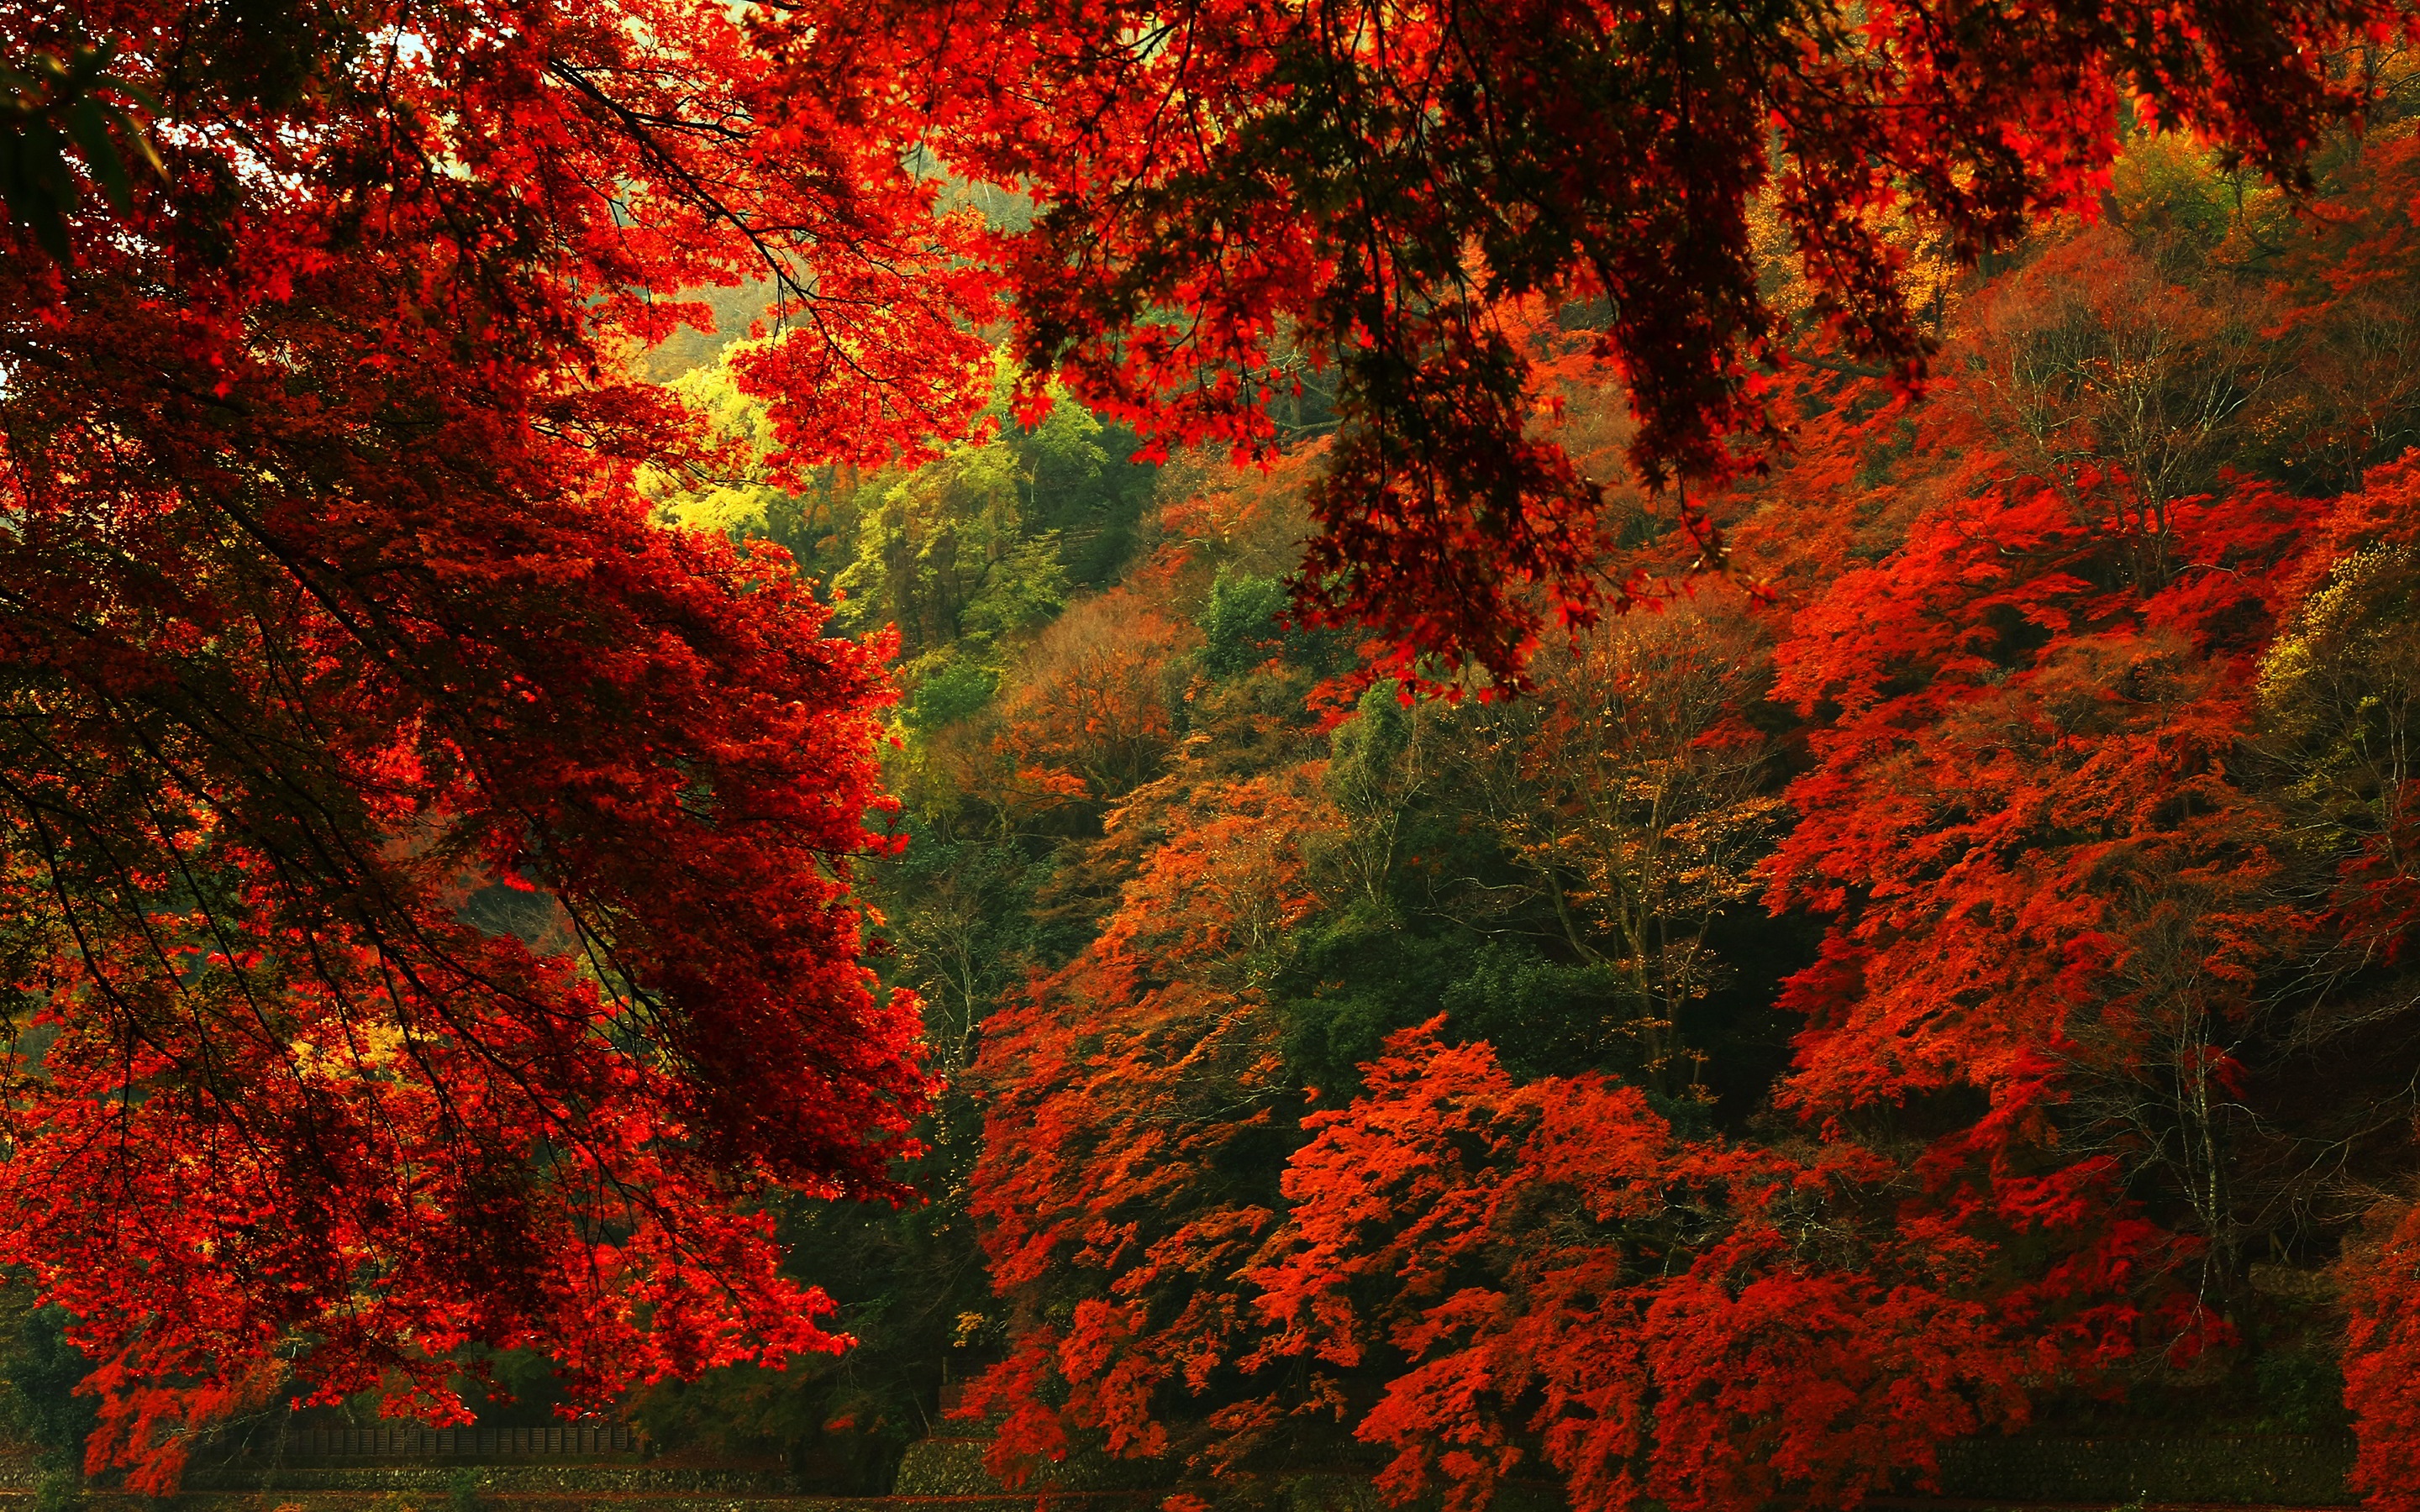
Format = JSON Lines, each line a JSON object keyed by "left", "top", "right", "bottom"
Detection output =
{"left": 9, "top": 0, "right": 2420, "bottom": 1504}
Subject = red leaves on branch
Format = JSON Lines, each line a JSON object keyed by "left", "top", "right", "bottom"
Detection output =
{"left": 994, "top": 591, "right": 1204, "bottom": 804}
{"left": 771, "top": 0, "right": 2405, "bottom": 684}
{"left": 2342, "top": 1196, "right": 2420, "bottom": 1511}
{"left": 0, "top": 0, "right": 986, "bottom": 1481}
{"left": 962, "top": 771, "right": 1334, "bottom": 1479}
{"left": 0, "top": 312, "right": 929, "bottom": 1477}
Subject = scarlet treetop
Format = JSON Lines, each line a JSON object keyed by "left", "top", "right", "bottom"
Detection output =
{"left": 0, "top": 0, "right": 2404, "bottom": 1488}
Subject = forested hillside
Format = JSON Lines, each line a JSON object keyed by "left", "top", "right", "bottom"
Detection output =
{"left": 629, "top": 102, "right": 2420, "bottom": 1512}
{"left": 14, "top": 2, "right": 2420, "bottom": 1509}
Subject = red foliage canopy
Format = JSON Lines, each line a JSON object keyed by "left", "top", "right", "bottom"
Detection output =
{"left": 773, "top": 0, "right": 2407, "bottom": 684}
{"left": 0, "top": 0, "right": 994, "bottom": 1484}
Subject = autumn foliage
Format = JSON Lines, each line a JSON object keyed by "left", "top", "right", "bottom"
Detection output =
{"left": 768, "top": 0, "right": 2417, "bottom": 685}
{"left": 0, "top": 0, "right": 975, "bottom": 1484}
{"left": 19, "top": 0, "right": 2420, "bottom": 1505}
{"left": 942, "top": 114, "right": 2420, "bottom": 1512}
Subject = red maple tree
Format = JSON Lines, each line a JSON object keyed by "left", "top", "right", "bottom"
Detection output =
{"left": 0, "top": 0, "right": 993, "bottom": 1483}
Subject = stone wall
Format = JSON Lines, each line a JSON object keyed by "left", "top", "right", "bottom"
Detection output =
{"left": 907, "top": 1432, "right": 2364, "bottom": 1508}
{"left": 1930, "top": 1435, "right": 2359, "bottom": 1505}
{"left": 0, "top": 1432, "right": 2365, "bottom": 1508}
{"left": 893, "top": 1438, "right": 1168, "bottom": 1497}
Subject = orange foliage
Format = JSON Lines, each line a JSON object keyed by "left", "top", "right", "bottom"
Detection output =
{"left": 996, "top": 588, "right": 1204, "bottom": 802}
{"left": 963, "top": 769, "right": 1337, "bottom": 1475}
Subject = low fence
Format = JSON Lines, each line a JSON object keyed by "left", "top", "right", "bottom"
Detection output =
{"left": 262, "top": 1425, "right": 638, "bottom": 1461}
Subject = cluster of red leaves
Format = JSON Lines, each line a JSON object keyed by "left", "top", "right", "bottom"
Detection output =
{"left": 1767, "top": 472, "right": 2310, "bottom": 1165}
{"left": 769, "top": 0, "right": 2410, "bottom": 686}
{"left": 962, "top": 771, "right": 1334, "bottom": 1474}
{"left": 965, "top": 874, "right": 2165, "bottom": 1512}
{"left": 992, "top": 589, "right": 1205, "bottom": 804}
{"left": 1256, "top": 1025, "right": 2096, "bottom": 1512}
{"left": 2343, "top": 1196, "right": 2420, "bottom": 1509}
{"left": 24, "top": 0, "right": 2420, "bottom": 1494}
{"left": 0, "top": 0, "right": 1002, "bottom": 1484}
{"left": 961, "top": 727, "right": 2187, "bottom": 1511}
